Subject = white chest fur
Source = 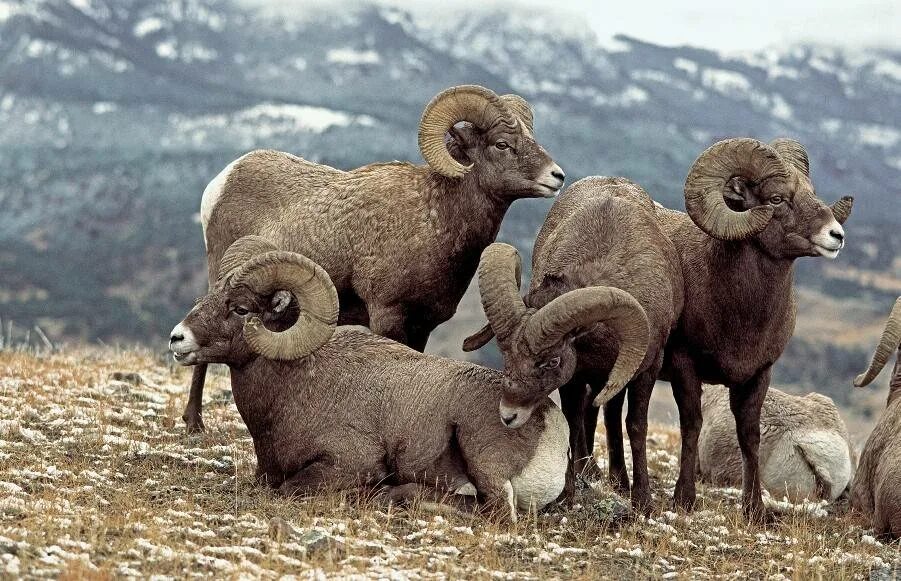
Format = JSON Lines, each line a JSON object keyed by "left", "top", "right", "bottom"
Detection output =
{"left": 510, "top": 404, "right": 570, "bottom": 511}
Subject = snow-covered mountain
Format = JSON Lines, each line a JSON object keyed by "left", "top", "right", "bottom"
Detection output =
{"left": 0, "top": 0, "right": 898, "bottom": 400}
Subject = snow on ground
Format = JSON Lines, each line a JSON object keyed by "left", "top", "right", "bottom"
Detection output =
{"left": 0, "top": 347, "right": 898, "bottom": 578}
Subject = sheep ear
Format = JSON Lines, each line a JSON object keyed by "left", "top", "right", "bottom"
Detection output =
{"left": 269, "top": 290, "right": 292, "bottom": 314}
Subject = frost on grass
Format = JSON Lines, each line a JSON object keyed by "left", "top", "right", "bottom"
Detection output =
{"left": 0, "top": 347, "right": 898, "bottom": 578}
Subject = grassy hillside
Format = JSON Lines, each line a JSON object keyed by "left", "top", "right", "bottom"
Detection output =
{"left": 0, "top": 347, "right": 898, "bottom": 578}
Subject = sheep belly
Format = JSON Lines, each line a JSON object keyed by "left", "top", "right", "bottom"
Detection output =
{"left": 510, "top": 407, "right": 570, "bottom": 511}
{"left": 762, "top": 430, "right": 852, "bottom": 502}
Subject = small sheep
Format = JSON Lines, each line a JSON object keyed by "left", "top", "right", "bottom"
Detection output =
{"left": 169, "top": 237, "right": 570, "bottom": 521}
{"left": 655, "top": 138, "right": 853, "bottom": 520}
{"left": 463, "top": 176, "right": 681, "bottom": 511}
{"left": 851, "top": 297, "right": 901, "bottom": 538}
{"left": 698, "top": 385, "right": 854, "bottom": 502}
{"left": 182, "top": 85, "right": 564, "bottom": 433}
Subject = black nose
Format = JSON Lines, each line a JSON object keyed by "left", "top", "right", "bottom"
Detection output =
{"left": 501, "top": 412, "right": 518, "bottom": 426}
{"left": 551, "top": 169, "right": 565, "bottom": 182}
{"left": 169, "top": 332, "right": 184, "bottom": 345}
{"left": 830, "top": 229, "right": 844, "bottom": 242}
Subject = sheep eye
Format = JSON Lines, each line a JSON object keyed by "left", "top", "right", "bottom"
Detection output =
{"left": 769, "top": 196, "right": 784, "bottom": 205}
{"left": 233, "top": 306, "right": 250, "bottom": 316}
{"left": 495, "top": 140, "right": 510, "bottom": 150}
{"left": 539, "top": 357, "right": 561, "bottom": 370}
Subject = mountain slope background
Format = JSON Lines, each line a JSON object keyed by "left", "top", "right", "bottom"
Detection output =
{"left": 0, "top": 0, "right": 899, "bottom": 410}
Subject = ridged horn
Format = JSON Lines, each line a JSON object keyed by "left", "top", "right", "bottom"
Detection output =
{"left": 230, "top": 251, "right": 338, "bottom": 360}
{"left": 500, "top": 94, "right": 533, "bottom": 135}
{"left": 474, "top": 243, "right": 527, "bottom": 345}
{"left": 830, "top": 196, "right": 854, "bottom": 225}
{"left": 418, "top": 85, "right": 516, "bottom": 178}
{"left": 684, "top": 138, "right": 788, "bottom": 241}
{"left": 216, "top": 236, "right": 278, "bottom": 286}
{"left": 854, "top": 297, "right": 901, "bottom": 388}
{"left": 523, "top": 287, "right": 650, "bottom": 406}
{"left": 770, "top": 138, "right": 810, "bottom": 176}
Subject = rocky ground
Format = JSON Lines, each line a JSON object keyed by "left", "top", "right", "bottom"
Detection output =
{"left": 0, "top": 347, "right": 898, "bottom": 579}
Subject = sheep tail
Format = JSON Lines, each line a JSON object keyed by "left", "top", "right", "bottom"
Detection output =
{"left": 795, "top": 442, "right": 832, "bottom": 501}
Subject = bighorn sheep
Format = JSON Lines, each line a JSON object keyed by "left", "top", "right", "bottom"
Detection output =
{"left": 182, "top": 85, "right": 564, "bottom": 432}
{"left": 169, "top": 237, "right": 570, "bottom": 521}
{"left": 698, "top": 385, "right": 854, "bottom": 502}
{"left": 462, "top": 177, "right": 683, "bottom": 511}
{"left": 655, "top": 138, "right": 853, "bottom": 520}
{"left": 851, "top": 297, "right": 901, "bottom": 538}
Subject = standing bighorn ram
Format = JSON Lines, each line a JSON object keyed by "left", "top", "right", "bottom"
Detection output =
{"left": 183, "top": 85, "right": 564, "bottom": 432}
{"left": 851, "top": 297, "right": 901, "bottom": 538}
{"left": 463, "top": 177, "right": 682, "bottom": 512}
{"left": 656, "top": 138, "right": 853, "bottom": 520}
{"left": 169, "top": 237, "right": 570, "bottom": 521}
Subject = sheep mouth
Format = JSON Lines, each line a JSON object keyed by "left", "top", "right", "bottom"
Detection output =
{"left": 811, "top": 241, "right": 842, "bottom": 259}
{"left": 172, "top": 351, "right": 198, "bottom": 365}
{"left": 536, "top": 182, "right": 562, "bottom": 197}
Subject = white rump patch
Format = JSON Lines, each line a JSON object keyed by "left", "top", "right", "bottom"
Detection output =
{"left": 200, "top": 154, "right": 250, "bottom": 243}
{"left": 510, "top": 406, "right": 570, "bottom": 511}
{"left": 762, "top": 430, "right": 852, "bottom": 502}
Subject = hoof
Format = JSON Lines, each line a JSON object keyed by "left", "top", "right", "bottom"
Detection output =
{"left": 183, "top": 414, "right": 205, "bottom": 434}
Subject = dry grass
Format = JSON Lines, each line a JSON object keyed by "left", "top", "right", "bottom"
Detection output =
{"left": 0, "top": 347, "right": 899, "bottom": 579}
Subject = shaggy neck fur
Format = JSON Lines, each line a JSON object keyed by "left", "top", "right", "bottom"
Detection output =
{"left": 887, "top": 352, "right": 901, "bottom": 406}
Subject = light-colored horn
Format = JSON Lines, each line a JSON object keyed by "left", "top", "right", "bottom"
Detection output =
{"left": 524, "top": 287, "right": 650, "bottom": 405}
{"left": 684, "top": 138, "right": 788, "bottom": 241}
{"left": 230, "top": 251, "right": 338, "bottom": 360}
{"left": 418, "top": 85, "right": 515, "bottom": 178}
{"left": 500, "top": 94, "right": 533, "bottom": 135}
{"left": 216, "top": 235, "right": 278, "bottom": 286}
{"left": 830, "top": 196, "right": 854, "bottom": 225}
{"left": 854, "top": 297, "right": 901, "bottom": 388}
{"left": 770, "top": 138, "right": 810, "bottom": 176}
{"left": 475, "top": 243, "right": 527, "bottom": 344}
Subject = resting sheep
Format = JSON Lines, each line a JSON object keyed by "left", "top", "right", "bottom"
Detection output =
{"left": 168, "top": 237, "right": 570, "bottom": 521}
{"left": 462, "top": 176, "right": 682, "bottom": 511}
{"left": 183, "top": 85, "right": 564, "bottom": 433}
{"left": 851, "top": 297, "right": 901, "bottom": 538}
{"left": 698, "top": 385, "right": 854, "bottom": 502}
{"left": 655, "top": 137, "right": 853, "bottom": 520}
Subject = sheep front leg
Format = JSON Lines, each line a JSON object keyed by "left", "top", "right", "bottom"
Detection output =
{"left": 603, "top": 388, "right": 630, "bottom": 493}
{"left": 277, "top": 458, "right": 359, "bottom": 498}
{"left": 670, "top": 350, "right": 702, "bottom": 511}
{"left": 626, "top": 369, "right": 656, "bottom": 514}
{"left": 182, "top": 364, "right": 208, "bottom": 433}
{"left": 730, "top": 368, "right": 770, "bottom": 523}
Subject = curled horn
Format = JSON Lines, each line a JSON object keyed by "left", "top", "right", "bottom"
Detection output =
{"left": 770, "top": 138, "right": 810, "bottom": 176}
{"left": 230, "top": 251, "right": 338, "bottom": 360}
{"left": 500, "top": 94, "right": 534, "bottom": 135}
{"left": 523, "top": 287, "right": 650, "bottom": 406}
{"left": 684, "top": 138, "right": 788, "bottom": 241}
{"left": 418, "top": 85, "right": 516, "bottom": 178}
{"left": 854, "top": 297, "right": 901, "bottom": 388}
{"left": 830, "top": 196, "right": 854, "bottom": 225}
{"left": 216, "top": 236, "right": 278, "bottom": 286}
{"left": 469, "top": 243, "right": 527, "bottom": 347}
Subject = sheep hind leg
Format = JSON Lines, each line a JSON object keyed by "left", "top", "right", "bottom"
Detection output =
{"left": 626, "top": 369, "right": 656, "bottom": 515}
{"left": 384, "top": 483, "right": 481, "bottom": 518}
{"left": 278, "top": 457, "right": 377, "bottom": 499}
{"left": 730, "top": 369, "right": 770, "bottom": 523}
{"left": 603, "top": 387, "right": 630, "bottom": 494}
{"left": 670, "top": 350, "right": 702, "bottom": 511}
{"left": 182, "top": 364, "right": 208, "bottom": 434}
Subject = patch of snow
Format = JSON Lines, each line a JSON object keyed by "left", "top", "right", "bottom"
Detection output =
{"left": 770, "top": 94, "right": 793, "bottom": 120}
{"left": 673, "top": 57, "right": 697, "bottom": 77}
{"left": 326, "top": 48, "right": 381, "bottom": 66}
{"left": 872, "top": 59, "right": 901, "bottom": 82}
{"left": 858, "top": 124, "right": 900, "bottom": 148}
{"left": 133, "top": 17, "right": 164, "bottom": 38}
{"left": 701, "top": 68, "right": 752, "bottom": 94}
{"left": 156, "top": 41, "right": 177, "bottom": 60}
{"left": 92, "top": 102, "right": 117, "bottom": 115}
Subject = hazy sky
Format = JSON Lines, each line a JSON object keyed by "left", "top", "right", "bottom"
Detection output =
{"left": 261, "top": 0, "right": 901, "bottom": 52}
